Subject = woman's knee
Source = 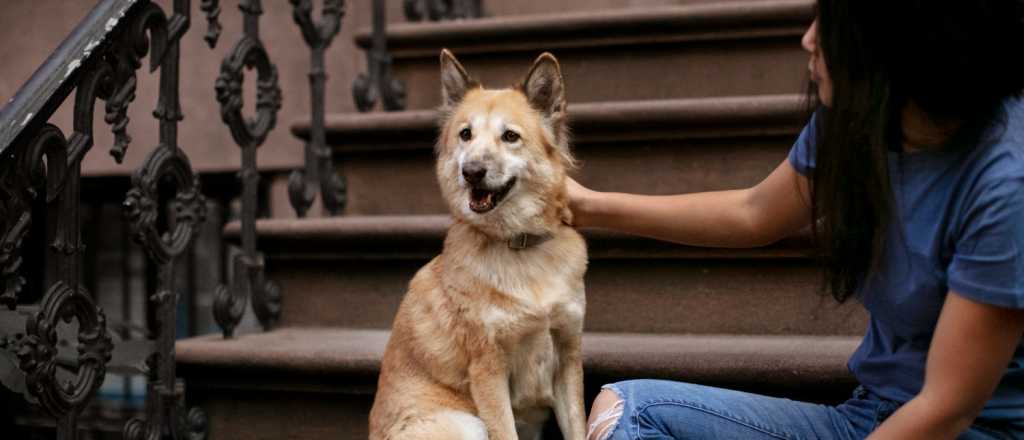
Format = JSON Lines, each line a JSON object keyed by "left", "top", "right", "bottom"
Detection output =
{"left": 587, "top": 387, "right": 625, "bottom": 440}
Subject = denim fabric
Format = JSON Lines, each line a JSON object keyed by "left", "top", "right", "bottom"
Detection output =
{"left": 599, "top": 379, "right": 1019, "bottom": 440}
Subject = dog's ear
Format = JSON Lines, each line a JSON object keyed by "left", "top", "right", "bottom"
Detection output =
{"left": 440, "top": 49, "right": 476, "bottom": 109}
{"left": 522, "top": 53, "right": 573, "bottom": 164}
{"left": 521, "top": 53, "right": 566, "bottom": 120}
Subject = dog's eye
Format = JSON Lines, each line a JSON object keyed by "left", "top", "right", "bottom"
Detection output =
{"left": 459, "top": 128, "right": 472, "bottom": 142}
{"left": 502, "top": 130, "right": 520, "bottom": 143}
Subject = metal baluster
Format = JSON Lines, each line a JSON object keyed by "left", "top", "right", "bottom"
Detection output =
{"left": 405, "top": 0, "right": 483, "bottom": 21}
{"left": 288, "top": 0, "right": 347, "bottom": 217}
{"left": 354, "top": 0, "right": 407, "bottom": 112}
{"left": 207, "top": 0, "right": 282, "bottom": 337}
{"left": 117, "top": 1, "right": 208, "bottom": 438}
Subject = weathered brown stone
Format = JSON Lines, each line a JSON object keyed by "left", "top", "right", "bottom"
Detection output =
{"left": 287, "top": 95, "right": 811, "bottom": 216}
{"left": 177, "top": 328, "right": 860, "bottom": 439}
{"left": 352, "top": 1, "right": 814, "bottom": 109}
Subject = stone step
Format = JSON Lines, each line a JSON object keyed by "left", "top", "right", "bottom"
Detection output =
{"left": 289, "top": 94, "right": 811, "bottom": 216}
{"left": 484, "top": 0, "right": 788, "bottom": 18}
{"left": 177, "top": 327, "right": 860, "bottom": 440}
{"left": 352, "top": 0, "right": 814, "bottom": 109}
{"left": 228, "top": 215, "right": 867, "bottom": 335}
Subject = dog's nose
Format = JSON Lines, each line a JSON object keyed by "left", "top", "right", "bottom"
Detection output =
{"left": 462, "top": 162, "right": 487, "bottom": 185}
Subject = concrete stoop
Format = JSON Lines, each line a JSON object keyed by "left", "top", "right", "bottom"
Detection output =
{"left": 352, "top": 0, "right": 814, "bottom": 109}
{"left": 288, "top": 95, "right": 812, "bottom": 216}
{"left": 177, "top": 328, "right": 860, "bottom": 440}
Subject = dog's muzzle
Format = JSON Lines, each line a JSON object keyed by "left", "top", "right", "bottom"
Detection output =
{"left": 463, "top": 161, "right": 516, "bottom": 213}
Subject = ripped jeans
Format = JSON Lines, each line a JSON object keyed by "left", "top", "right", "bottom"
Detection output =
{"left": 589, "top": 380, "right": 1021, "bottom": 440}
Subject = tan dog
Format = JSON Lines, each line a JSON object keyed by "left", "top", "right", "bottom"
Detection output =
{"left": 368, "top": 50, "right": 588, "bottom": 440}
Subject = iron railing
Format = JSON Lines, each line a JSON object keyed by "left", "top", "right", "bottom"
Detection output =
{"left": 0, "top": 0, "right": 479, "bottom": 438}
{"left": 405, "top": 0, "right": 483, "bottom": 22}
{"left": 0, "top": 1, "right": 206, "bottom": 438}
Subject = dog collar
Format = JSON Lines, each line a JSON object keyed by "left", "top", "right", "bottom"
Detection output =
{"left": 508, "top": 233, "right": 553, "bottom": 250}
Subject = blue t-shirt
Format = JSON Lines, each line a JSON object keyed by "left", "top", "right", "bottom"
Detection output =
{"left": 789, "top": 98, "right": 1024, "bottom": 425}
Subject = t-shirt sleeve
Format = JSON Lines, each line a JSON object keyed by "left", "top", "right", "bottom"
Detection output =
{"left": 947, "top": 175, "right": 1024, "bottom": 309}
{"left": 788, "top": 112, "right": 819, "bottom": 176}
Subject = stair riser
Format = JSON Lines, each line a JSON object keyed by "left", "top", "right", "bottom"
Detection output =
{"left": 390, "top": 39, "right": 808, "bottom": 110}
{"left": 486, "top": 0, "right": 787, "bottom": 17}
{"left": 270, "top": 258, "right": 866, "bottom": 335}
{"left": 187, "top": 375, "right": 854, "bottom": 440}
{"left": 335, "top": 136, "right": 796, "bottom": 216}
{"left": 188, "top": 389, "right": 373, "bottom": 440}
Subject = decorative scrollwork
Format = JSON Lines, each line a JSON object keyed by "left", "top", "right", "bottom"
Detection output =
{"left": 214, "top": 36, "right": 282, "bottom": 148}
{"left": 0, "top": 211, "right": 29, "bottom": 310}
{"left": 288, "top": 0, "right": 347, "bottom": 217}
{"left": 0, "top": 123, "right": 71, "bottom": 310}
{"left": 354, "top": 0, "right": 407, "bottom": 112}
{"left": 213, "top": 252, "right": 281, "bottom": 336}
{"left": 124, "top": 401, "right": 208, "bottom": 440}
{"left": 352, "top": 53, "right": 407, "bottom": 112}
{"left": 101, "top": 1, "right": 171, "bottom": 163}
{"left": 16, "top": 281, "right": 113, "bottom": 418}
{"left": 404, "top": 0, "right": 482, "bottom": 22}
{"left": 186, "top": 406, "right": 210, "bottom": 440}
{"left": 124, "top": 146, "right": 207, "bottom": 264}
{"left": 200, "top": 0, "right": 222, "bottom": 48}
{"left": 1, "top": 0, "right": 213, "bottom": 438}
{"left": 212, "top": 255, "right": 246, "bottom": 338}
{"left": 0, "top": 158, "right": 31, "bottom": 310}
{"left": 105, "top": 74, "right": 136, "bottom": 163}
{"left": 290, "top": 0, "right": 344, "bottom": 49}
{"left": 211, "top": 0, "right": 281, "bottom": 337}
{"left": 249, "top": 254, "right": 281, "bottom": 330}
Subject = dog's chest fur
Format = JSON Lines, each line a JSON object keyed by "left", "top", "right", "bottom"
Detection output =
{"left": 457, "top": 231, "right": 586, "bottom": 412}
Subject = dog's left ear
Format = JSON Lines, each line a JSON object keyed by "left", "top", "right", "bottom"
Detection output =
{"left": 521, "top": 53, "right": 566, "bottom": 121}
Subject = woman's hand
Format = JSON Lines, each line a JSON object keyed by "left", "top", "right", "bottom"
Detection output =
{"left": 565, "top": 177, "right": 598, "bottom": 228}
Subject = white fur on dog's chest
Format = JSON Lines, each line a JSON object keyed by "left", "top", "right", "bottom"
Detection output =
{"left": 468, "top": 241, "right": 586, "bottom": 419}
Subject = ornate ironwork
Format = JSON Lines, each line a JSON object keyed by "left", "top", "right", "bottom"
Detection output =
{"left": 288, "top": 0, "right": 347, "bottom": 217}
{"left": 211, "top": 0, "right": 282, "bottom": 337}
{"left": 0, "top": 0, "right": 208, "bottom": 438}
{"left": 17, "top": 281, "right": 113, "bottom": 418}
{"left": 404, "top": 0, "right": 483, "bottom": 21}
{"left": 0, "top": 154, "right": 31, "bottom": 310}
{"left": 118, "top": 2, "right": 209, "bottom": 439}
{"left": 199, "top": 0, "right": 223, "bottom": 48}
{"left": 353, "top": 0, "right": 407, "bottom": 112}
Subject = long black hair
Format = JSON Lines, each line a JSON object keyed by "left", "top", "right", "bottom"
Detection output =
{"left": 810, "top": 0, "right": 1024, "bottom": 302}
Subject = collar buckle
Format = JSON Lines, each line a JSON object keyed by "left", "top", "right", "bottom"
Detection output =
{"left": 509, "top": 233, "right": 530, "bottom": 250}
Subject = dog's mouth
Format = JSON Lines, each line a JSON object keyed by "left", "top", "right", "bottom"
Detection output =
{"left": 468, "top": 178, "right": 517, "bottom": 213}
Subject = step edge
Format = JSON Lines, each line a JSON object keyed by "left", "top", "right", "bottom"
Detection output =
{"left": 291, "top": 94, "right": 810, "bottom": 149}
{"left": 177, "top": 329, "right": 859, "bottom": 377}
{"left": 228, "top": 215, "right": 815, "bottom": 260}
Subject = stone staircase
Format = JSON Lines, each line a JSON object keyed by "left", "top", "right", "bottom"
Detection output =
{"left": 176, "top": 1, "right": 868, "bottom": 439}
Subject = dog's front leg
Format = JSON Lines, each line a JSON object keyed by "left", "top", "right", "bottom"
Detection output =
{"left": 553, "top": 330, "right": 587, "bottom": 440}
{"left": 469, "top": 350, "right": 518, "bottom": 440}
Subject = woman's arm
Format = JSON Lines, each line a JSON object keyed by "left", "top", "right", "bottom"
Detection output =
{"left": 867, "top": 292, "right": 1024, "bottom": 440}
{"left": 568, "top": 159, "right": 813, "bottom": 248}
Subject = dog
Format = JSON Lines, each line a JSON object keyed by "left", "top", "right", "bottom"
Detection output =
{"left": 368, "top": 49, "right": 588, "bottom": 440}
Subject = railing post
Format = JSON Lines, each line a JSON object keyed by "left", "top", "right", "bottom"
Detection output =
{"left": 353, "top": 0, "right": 407, "bottom": 112}
{"left": 288, "top": 0, "right": 348, "bottom": 217}
{"left": 405, "top": 0, "right": 483, "bottom": 21}
{"left": 206, "top": 0, "right": 282, "bottom": 337}
{"left": 0, "top": 0, "right": 208, "bottom": 438}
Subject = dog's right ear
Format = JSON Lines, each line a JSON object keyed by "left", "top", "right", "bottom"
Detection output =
{"left": 440, "top": 49, "right": 476, "bottom": 109}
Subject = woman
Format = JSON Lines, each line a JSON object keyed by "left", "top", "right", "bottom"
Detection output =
{"left": 573, "top": 1, "right": 1024, "bottom": 439}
